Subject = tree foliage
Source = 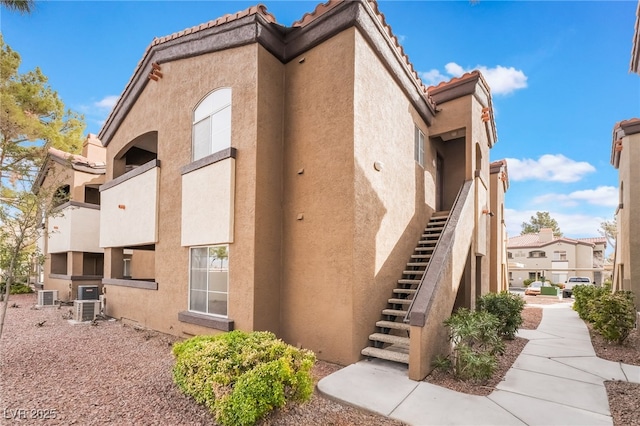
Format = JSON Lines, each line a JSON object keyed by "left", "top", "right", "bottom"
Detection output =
{"left": 599, "top": 218, "right": 616, "bottom": 259}
{"left": 0, "top": 0, "right": 34, "bottom": 14}
{"left": 520, "top": 211, "right": 562, "bottom": 237}
{"left": 0, "top": 35, "right": 85, "bottom": 339}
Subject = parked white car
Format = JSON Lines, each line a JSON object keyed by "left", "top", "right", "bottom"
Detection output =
{"left": 562, "top": 277, "right": 593, "bottom": 298}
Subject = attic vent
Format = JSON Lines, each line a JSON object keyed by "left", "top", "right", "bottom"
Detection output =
{"left": 38, "top": 290, "right": 58, "bottom": 307}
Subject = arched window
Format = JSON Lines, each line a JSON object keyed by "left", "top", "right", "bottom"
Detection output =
{"left": 192, "top": 88, "right": 231, "bottom": 161}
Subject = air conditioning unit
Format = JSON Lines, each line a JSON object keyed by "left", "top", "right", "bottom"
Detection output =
{"left": 77, "top": 285, "right": 99, "bottom": 300}
{"left": 73, "top": 300, "right": 101, "bottom": 322}
{"left": 38, "top": 290, "right": 58, "bottom": 307}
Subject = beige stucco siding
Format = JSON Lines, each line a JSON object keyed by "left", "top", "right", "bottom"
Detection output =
{"left": 281, "top": 29, "right": 356, "bottom": 364}
{"left": 48, "top": 206, "right": 102, "bottom": 253}
{"left": 352, "top": 29, "right": 433, "bottom": 362}
{"left": 251, "top": 46, "right": 284, "bottom": 333}
{"left": 99, "top": 166, "right": 159, "bottom": 247}
{"left": 102, "top": 44, "right": 262, "bottom": 336}
{"left": 181, "top": 158, "right": 235, "bottom": 246}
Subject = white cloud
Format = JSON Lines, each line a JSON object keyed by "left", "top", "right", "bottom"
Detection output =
{"left": 505, "top": 208, "right": 606, "bottom": 240}
{"left": 533, "top": 186, "right": 618, "bottom": 208}
{"left": 94, "top": 95, "right": 119, "bottom": 110}
{"left": 420, "top": 62, "right": 527, "bottom": 95}
{"left": 420, "top": 69, "right": 449, "bottom": 86}
{"left": 505, "top": 154, "right": 595, "bottom": 183}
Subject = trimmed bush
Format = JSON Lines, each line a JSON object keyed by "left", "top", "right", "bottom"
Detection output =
{"left": 590, "top": 291, "right": 636, "bottom": 344}
{"left": 442, "top": 308, "right": 504, "bottom": 382}
{"left": 477, "top": 291, "right": 525, "bottom": 339}
{"left": 523, "top": 278, "right": 535, "bottom": 287}
{"left": 572, "top": 284, "right": 610, "bottom": 321}
{"left": 172, "top": 330, "right": 315, "bottom": 426}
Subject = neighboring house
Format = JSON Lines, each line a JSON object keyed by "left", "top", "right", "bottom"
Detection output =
{"left": 610, "top": 118, "right": 640, "bottom": 312}
{"left": 507, "top": 229, "right": 606, "bottom": 286}
{"left": 96, "top": 0, "right": 502, "bottom": 380}
{"left": 34, "top": 134, "right": 106, "bottom": 301}
{"left": 489, "top": 159, "right": 510, "bottom": 293}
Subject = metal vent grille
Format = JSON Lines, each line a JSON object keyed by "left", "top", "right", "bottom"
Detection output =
{"left": 38, "top": 290, "right": 58, "bottom": 306}
{"left": 73, "top": 300, "right": 100, "bottom": 322}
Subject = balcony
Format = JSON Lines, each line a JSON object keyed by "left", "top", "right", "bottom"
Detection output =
{"left": 100, "top": 160, "right": 160, "bottom": 248}
{"left": 48, "top": 201, "right": 101, "bottom": 254}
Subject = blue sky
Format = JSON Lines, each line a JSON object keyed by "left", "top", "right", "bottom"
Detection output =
{"left": 3, "top": 0, "right": 639, "bottom": 241}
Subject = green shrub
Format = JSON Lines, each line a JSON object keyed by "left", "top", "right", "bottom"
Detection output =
{"left": 443, "top": 308, "right": 504, "bottom": 382}
{"left": 0, "top": 282, "right": 33, "bottom": 295}
{"left": 477, "top": 291, "right": 525, "bottom": 339}
{"left": 523, "top": 279, "right": 535, "bottom": 287}
{"left": 590, "top": 291, "right": 636, "bottom": 344}
{"left": 172, "top": 330, "right": 315, "bottom": 426}
{"left": 573, "top": 284, "right": 610, "bottom": 321}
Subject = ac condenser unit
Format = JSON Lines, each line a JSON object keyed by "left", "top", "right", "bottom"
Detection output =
{"left": 37, "top": 290, "right": 58, "bottom": 307}
{"left": 77, "top": 285, "right": 99, "bottom": 300}
{"left": 73, "top": 300, "right": 101, "bottom": 322}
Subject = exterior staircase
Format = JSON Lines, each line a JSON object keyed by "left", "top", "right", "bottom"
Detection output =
{"left": 361, "top": 211, "right": 449, "bottom": 365}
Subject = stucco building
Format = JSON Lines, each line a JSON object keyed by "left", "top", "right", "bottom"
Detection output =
{"left": 610, "top": 118, "right": 640, "bottom": 311}
{"left": 507, "top": 229, "right": 606, "bottom": 286}
{"left": 35, "top": 134, "right": 106, "bottom": 301}
{"left": 94, "top": 0, "right": 505, "bottom": 380}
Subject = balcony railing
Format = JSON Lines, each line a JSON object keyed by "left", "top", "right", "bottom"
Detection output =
{"left": 99, "top": 160, "right": 160, "bottom": 248}
{"left": 48, "top": 201, "right": 101, "bottom": 253}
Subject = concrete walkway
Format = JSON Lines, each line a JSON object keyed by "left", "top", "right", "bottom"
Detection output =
{"left": 318, "top": 303, "right": 640, "bottom": 425}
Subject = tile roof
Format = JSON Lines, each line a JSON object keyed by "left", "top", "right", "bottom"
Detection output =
{"left": 576, "top": 237, "right": 607, "bottom": 245}
{"left": 507, "top": 233, "right": 601, "bottom": 249}
{"left": 611, "top": 117, "right": 640, "bottom": 168}
{"left": 291, "top": 1, "right": 435, "bottom": 108}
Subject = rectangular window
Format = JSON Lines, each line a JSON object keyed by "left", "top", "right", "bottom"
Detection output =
{"left": 189, "top": 245, "right": 229, "bottom": 317}
{"left": 528, "top": 272, "right": 536, "bottom": 280}
{"left": 414, "top": 126, "right": 425, "bottom": 167}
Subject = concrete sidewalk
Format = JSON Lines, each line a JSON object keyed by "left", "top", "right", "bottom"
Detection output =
{"left": 318, "top": 303, "right": 640, "bottom": 425}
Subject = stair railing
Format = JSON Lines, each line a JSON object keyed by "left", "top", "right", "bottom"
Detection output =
{"left": 403, "top": 180, "right": 473, "bottom": 324}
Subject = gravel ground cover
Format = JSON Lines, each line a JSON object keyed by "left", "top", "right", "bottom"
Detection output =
{"left": 1, "top": 293, "right": 637, "bottom": 425}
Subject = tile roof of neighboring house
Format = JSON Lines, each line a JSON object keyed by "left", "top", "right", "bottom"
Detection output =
{"left": 98, "top": 0, "right": 471, "bottom": 145}
{"left": 507, "top": 233, "right": 599, "bottom": 249}
{"left": 611, "top": 117, "right": 640, "bottom": 168}
{"left": 576, "top": 237, "right": 607, "bottom": 245}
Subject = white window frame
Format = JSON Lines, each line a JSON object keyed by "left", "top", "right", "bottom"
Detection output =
{"left": 188, "top": 245, "right": 229, "bottom": 317}
{"left": 192, "top": 88, "right": 232, "bottom": 161}
{"left": 414, "top": 126, "right": 425, "bottom": 167}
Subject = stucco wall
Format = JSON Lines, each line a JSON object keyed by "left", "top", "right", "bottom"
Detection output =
{"left": 352, "top": 29, "right": 433, "bottom": 363}
{"left": 48, "top": 206, "right": 102, "bottom": 254}
{"left": 100, "top": 166, "right": 159, "bottom": 248}
{"left": 181, "top": 158, "right": 235, "bottom": 246}
{"left": 102, "top": 43, "right": 262, "bottom": 337}
{"left": 280, "top": 29, "right": 357, "bottom": 365}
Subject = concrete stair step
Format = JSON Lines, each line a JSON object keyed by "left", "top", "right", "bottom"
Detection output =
{"left": 398, "top": 279, "right": 420, "bottom": 285}
{"left": 393, "top": 288, "right": 416, "bottom": 296}
{"left": 361, "top": 346, "right": 409, "bottom": 364}
{"left": 406, "top": 262, "right": 428, "bottom": 267}
{"left": 388, "top": 298, "right": 412, "bottom": 305}
{"left": 382, "top": 308, "right": 408, "bottom": 317}
{"left": 410, "top": 254, "right": 431, "bottom": 259}
{"left": 415, "top": 247, "right": 434, "bottom": 252}
{"left": 376, "top": 320, "right": 410, "bottom": 331}
{"left": 403, "top": 270, "right": 425, "bottom": 276}
{"left": 368, "top": 333, "right": 410, "bottom": 346}
{"left": 421, "top": 234, "right": 441, "bottom": 238}
{"left": 418, "top": 240, "right": 437, "bottom": 245}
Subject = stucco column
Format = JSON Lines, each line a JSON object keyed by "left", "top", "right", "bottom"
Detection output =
{"left": 104, "top": 248, "right": 124, "bottom": 279}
